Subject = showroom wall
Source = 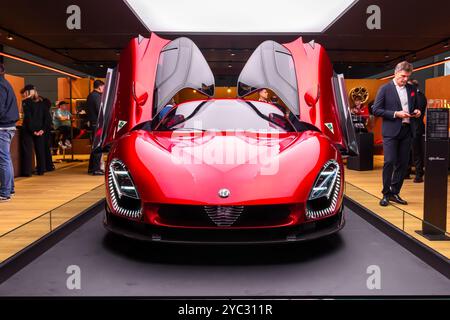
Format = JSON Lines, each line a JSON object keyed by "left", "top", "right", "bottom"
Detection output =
{"left": 369, "top": 51, "right": 450, "bottom": 91}
{"left": 2, "top": 46, "right": 87, "bottom": 103}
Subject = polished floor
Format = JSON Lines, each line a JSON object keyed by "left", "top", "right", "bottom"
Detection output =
{"left": 345, "top": 155, "right": 450, "bottom": 258}
{"left": 0, "top": 159, "right": 104, "bottom": 262}
{"left": 0, "top": 207, "right": 448, "bottom": 296}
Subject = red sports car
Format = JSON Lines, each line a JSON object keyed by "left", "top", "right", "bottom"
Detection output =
{"left": 94, "top": 33, "right": 358, "bottom": 243}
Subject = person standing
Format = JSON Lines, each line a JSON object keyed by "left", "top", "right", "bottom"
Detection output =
{"left": 0, "top": 63, "right": 19, "bottom": 202}
{"left": 408, "top": 79, "right": 427, "bottom": 183}
{"left": 87, "top": 80, "right": 104, "bottom": 175}
{"left": 372, "top": 61, "right": 420, "bottom": 207}
{"left": 41, "top": 96, "right": 54, "bottom": 172}
{"left": 20, "top": 85, "right": 48, "bottom": 176}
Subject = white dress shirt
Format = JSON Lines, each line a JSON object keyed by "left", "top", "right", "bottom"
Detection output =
{"left": 393, "top": 79, "right": 410, "bottom": 124}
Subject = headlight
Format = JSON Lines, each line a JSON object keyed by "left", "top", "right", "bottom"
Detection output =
{"left": 110, "top": 160, "right": 139, "bottom": 199}
{"left": 108, "top": 159, "right": 142, "bottom": 219}
{"left": 309, "top": 160, "right": 339, "bottom": 200}
{"left": 306, "top": 160, "right": 341, "bottom": 219}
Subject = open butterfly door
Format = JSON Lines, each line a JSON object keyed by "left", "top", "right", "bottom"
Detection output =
{"left": 92, "top": 67, "right": 118, "bottom": 152}
{"left": 237, "top": 38, "right": 358, "bottom": 156}
{"left": 331, "top": 73, "right": 359, "bottom": 156}
{"left": 154, "top": 37, "right": 215, "bottom": 115}
{"left": 96, "top": 33, "right": 214, "bottom": 150}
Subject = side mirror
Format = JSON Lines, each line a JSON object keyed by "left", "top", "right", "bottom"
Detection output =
{"left": 304, "top": 85, "right": 320, "bottom": 107}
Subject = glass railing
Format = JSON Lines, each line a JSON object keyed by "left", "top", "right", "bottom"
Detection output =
{"left": 0, "top": 185, "right": 105, "bottom": 264}
{"left": 1, "top": 181, "right": 447, "bottom": 262}
{"left": 345, "top": 181, "right": 450, "bottom": 257}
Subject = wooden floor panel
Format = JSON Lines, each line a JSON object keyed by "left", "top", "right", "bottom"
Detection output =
{"left": 0, "top": 160, "right": 105, "bottom": 262}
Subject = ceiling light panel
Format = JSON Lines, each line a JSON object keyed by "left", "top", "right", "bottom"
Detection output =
{"left": 124, "top": 0, "right": 357, "bottom": 33}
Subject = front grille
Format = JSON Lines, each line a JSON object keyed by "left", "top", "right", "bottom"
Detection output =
{"left": 157, "top": 204, "right": 292, "bottom": 228}
{"left": 204, "top": 206, "right": 244, "bottom": 226}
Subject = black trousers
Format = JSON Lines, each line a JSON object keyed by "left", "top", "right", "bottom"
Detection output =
{"left": 88, "top": 124, "right": 102, "bottom": 173}
{"left": 411, "top": 133, "right": 424, "bottom": 177}
{"left": 44, "top": 130, "right": 54, "bottom": 171}
{"left": 382, "top": 124, "right": 412, "bottom": 195}
{"left": 21, "top": 129, "right": 46, "bottom": 176}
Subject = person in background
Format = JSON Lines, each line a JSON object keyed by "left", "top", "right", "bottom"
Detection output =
{"left": 350, "top": 96, "right": 368, "bottom": 116}
{"left": 20, "top": 85, "right": 49, "bottom": 176}
{"left": 53, "top": 101, "right": 79, "bottom": 150}
{"left": 158, "top": 98, "right": 176, "bottom": 121}
{"left": 372, "top": 61, "right": 420, "bottom": 207}
{"left": 87, "top": 80, "right": 104, "bottom": 175}
{"left": 258, "top": 89, "right": 270, "bottom": 103}
{"left": 407, "top": 79, "right": 427, "bottom": 183}
{"left": 0, "top": 63, "right": 19, "bottom": 202}
{"left": 41, "top": 96, "right": 54, "bottom": 172}
{"left": 350, "top": 96, "right": 369, "bottom": 133}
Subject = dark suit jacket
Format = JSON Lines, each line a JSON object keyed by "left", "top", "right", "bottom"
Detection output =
{"left": 411, "top": 90, "right": 427, "bottom": 137}
{"left": 86, "top": 90, "right": 102, "bottom": 123}
{"left": 0, "top": 76, "right": 19, "bottom": 128}
{"left": 22, "top": 98, "right": 51, "bottom": 133}
{"left": 372, "top": 81, "right": 417, "bottom": 138}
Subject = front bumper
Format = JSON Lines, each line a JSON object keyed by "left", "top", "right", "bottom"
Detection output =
{"left": 103, "top": 205, "right": 345, "bottom": 244}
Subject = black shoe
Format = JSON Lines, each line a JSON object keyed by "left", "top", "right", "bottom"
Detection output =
{"left": 92, "top": 170, "right": 104, "bottom": 176}
{"left": 389, "top": 194, "right": 408, "bottom": 205}
{"left": 379, "top": 196, "right": 390, "bottom": 206}
{"left": 0, "top": 196, "right": 11, "bottom": 202}
{"left": 413, "top": 176, "right": 423, "bottom": 183}
{"left": 36, "top": 172, "right": 44, "bottom": 176}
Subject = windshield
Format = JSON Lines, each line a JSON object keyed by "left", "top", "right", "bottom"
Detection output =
{"left": 153, "top": 99, "right": 297, "bottom": 132}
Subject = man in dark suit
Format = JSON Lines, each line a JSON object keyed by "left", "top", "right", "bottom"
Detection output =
{"left": 372, "top": 61, "right": 421, "bottom": 206}
{"left": 408, "top": 79, "right": 427, "bottom": 183}
{"left": 87, "top": 80, "right": 104, "bottom": 175}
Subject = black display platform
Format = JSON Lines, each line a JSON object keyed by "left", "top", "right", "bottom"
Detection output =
{"left": 347, "top": 132, "right": 374, "bottom": 171}
{"left": 0, "top": 207, "right": 449, "bottom": 296}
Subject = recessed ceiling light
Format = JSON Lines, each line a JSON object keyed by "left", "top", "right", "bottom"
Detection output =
{"left": 230, "top": 53, "right": 236, "bottom": 56}
{"left": 228, "top": 64, "right": 232, "bottom": 68}
{"left": 124, "top": 0, "right": 358, "bottom": 33}
{"left": 6, "top": 34, "right": 13, "bottom": 40}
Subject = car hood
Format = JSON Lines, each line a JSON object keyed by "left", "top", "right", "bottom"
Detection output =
{"left": 110, "top": 130, "right": 340, "bottom": 205}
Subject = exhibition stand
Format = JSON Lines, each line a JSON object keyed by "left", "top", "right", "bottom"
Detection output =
{"left": 420, "top": 107, "right": 449, "bottom": 240}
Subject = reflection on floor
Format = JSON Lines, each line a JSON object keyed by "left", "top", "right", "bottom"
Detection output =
{"left": 345, "top": 155, "right": 450, "bottom": 258}
{"left": 0, "top": 157, "right": 105, "bottom": 263}
{"left": 1, "top": 208, "right": 449, "bottom": 296}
